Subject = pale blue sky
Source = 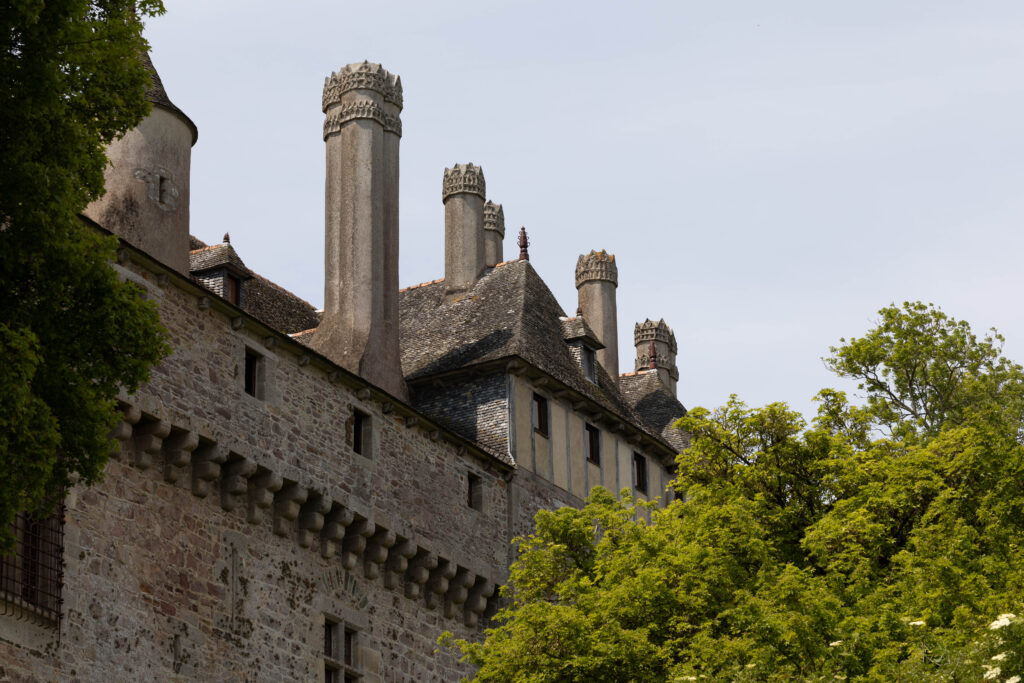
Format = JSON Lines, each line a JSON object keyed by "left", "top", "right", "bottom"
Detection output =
{"left": 147, "top": 1, "right": 1024, "bottom": 420}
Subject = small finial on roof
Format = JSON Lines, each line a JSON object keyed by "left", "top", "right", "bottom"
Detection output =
{"left": 223, "top": 232, "right": 231, "bottom": 244}
{"left": 648, "top": 340, "right": 657, "bottom": 370}
{"left": 518, "top": 227, "right": 529, "bottom": 261}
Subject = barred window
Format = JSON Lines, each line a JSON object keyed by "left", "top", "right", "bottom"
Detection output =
{"left": 1, "top": 505, "right": 65, "bottom": 626}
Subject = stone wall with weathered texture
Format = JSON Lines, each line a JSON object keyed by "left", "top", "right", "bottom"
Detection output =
{"left": 0, "top": 252, "right": 510, "bottom": 682}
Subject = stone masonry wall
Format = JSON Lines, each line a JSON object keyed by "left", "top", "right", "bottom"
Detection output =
{"left": 0, "top": 254, "right": 511, "bottom": 682}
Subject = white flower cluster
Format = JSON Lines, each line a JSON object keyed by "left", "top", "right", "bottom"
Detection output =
{"left": 990, "top": 613, "right": 1017, "bottom": 631}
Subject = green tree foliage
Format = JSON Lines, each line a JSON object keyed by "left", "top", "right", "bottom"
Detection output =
{"left": 1, "top": 0, "right": 169, "bottom": 550}
{"left": 444, "top": 303, "right": 1024, "bottom": 682}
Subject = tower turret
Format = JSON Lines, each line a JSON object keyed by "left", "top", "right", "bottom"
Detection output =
{"left": 634, "top": 318, "right": 679, "bottom": 395}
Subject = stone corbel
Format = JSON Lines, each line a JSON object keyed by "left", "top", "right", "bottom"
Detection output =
{"left": 383, "top": 538, "right": 417, "bottom": 591}
{"left": 444, "top": 567, "right": 475, "bottom": 619}
{"left": 273, "top": 482, "right": 308, "bottom": 537}
{"left": 220, "top": 456, "right": 257, "bottom": 511}
{"left": 464, "top": 576, "right": 496, "bottom": 627}
{"left": 340, "top": 517, "right": 375, "bottom": 570}
{"left": 163, "top": 430, "right": 199, "bottom": 485}
{"left": 404, "top": 549, "right": 438, "bottom": 600}
{"left": 297, "top": 493, "right": 331, "bottom": 549}
{"left": 191, "top": 444, "right": 227, "bottom": 498}
{"left": 133, "top": 418, "right": 171, "bottom": 470}
{"left": 425, "top": 558, "right": 457, "bottom": 610}
{"left": 109, "top": 404, "right": 142, "bottom": 453}
{"left": 320, "top": 505, "right": 354, "bottom": 559}
{"left": 247, "top": 469, "right": 284, "bottom": 525}
{"left": 363, "top": 526, "right": 397, "bottom": 580}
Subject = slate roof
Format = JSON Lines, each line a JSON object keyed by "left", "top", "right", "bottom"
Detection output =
{"left": 142, "top": 53, "right": 198, "bottom": 144}
{"left": 189, "top": 242, "right": 249, "bottom": 274}
{"left": 559, "top": 316, "right": 604, "bottom": 348}
{"left": 398, "top": 260, "right": 678, "bottom": 454}
{"left": 619, "top": 370, "right": 689, "bottom": 453}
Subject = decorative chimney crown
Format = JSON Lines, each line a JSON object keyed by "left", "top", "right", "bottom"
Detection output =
{"left": 483, "top": 201, "right": 505, "bottom": 237}
{"left": 574, "top": 250, "right": 618, "bottom": 288}
{"left": 442, "top": 163, "right": 486, "bottom": 202}
{"left": 322, "top": 61, "right": 403, "bottom": 111}
{"left": 634, "top": 318, "right": 678, "bottom": 353}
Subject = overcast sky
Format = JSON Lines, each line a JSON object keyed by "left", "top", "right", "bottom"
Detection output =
{"left": 146, "top": 1, "right": 1024, "bottom": 420}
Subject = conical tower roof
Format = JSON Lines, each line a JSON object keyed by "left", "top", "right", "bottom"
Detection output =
{"left": 141, "top": 52, "right": 198, "bottom": 144}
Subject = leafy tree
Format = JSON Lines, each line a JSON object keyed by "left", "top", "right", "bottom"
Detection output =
{"left": 444, "top": 303, "right": 1024, "bottom": 682}
{"left": 1, "top": 0, "right": 169, "bottom": 550}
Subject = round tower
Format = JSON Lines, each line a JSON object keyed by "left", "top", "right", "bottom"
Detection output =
{"left": 634, "top": 318, "right": 679, "bottom": 395}
{"left": 575, "top": 250, "right": 619, "bottom": 382}
{"left": 83, "top": 53, "right": 198, "bottom": 273}
{"left": 442, "top": 163, "right": 486, "bottom": 296}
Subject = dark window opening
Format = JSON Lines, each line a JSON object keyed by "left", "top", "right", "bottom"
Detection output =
{"left": 1, "top": 505, "right": 65, "bottom": 626}
{"left": 582, "top": 347, "right": 597, "bottom": 382}
{"left": 633, "top": 452, "right": 649, "bottom": 495}
{"left": 224, "top": 273, "right": 240, "bottom": 305}
{"left": 585, "top": 424, "right": 601, "bottom": 466}
{"left": 344, "top": 627, "right": 356, "bottom": 666}
{"left": 244, "top": 348, "right": 263, "bottom": 398}
{"left": 351, "top": 409, "right": 371, "bottom": 457}
{"left": 532, "top": 393, "right": 549, "bottom": 437}
{"left": 468, "top": 472, "right": 483, "bottom": 511}
{"left": 324, "top": 618, "right": 337, "bottom": 659}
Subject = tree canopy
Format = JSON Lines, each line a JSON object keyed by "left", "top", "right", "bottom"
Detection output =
{"left": 1, "top": 0, "right": 169, "bottom": 549}
{"left": 444, "top": 302, "right": 1024, "bottom": 682}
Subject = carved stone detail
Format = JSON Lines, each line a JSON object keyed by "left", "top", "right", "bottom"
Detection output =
{"left": 425, "top": 558, "right": 457, "bottom": 610}
{"left": 575, "top": 249, "right": 618, "bottom": 288}
{"left": 322, "top": 61, "right": 403, "bottom": 111}
{"left": 442, "top": 163, "right": 485, "bottom": 201}
{"left": 444, "top": 566, "right": 475, "bottom": 619}
{"left": 633, "top": 318, "right": 677, "bottom": 351}
{"left": 464, "top": 576, "right": 496, "bottom": 627}
{"left": 247, "top": 469, "right": 283, "bottom": 525}
{"left": 191, "top": 443, "right": 227, "bottom": 498}
{"left": 133, "top": 419, "right": 171, "bottom": 470}
{"left": 220, "top": 456, "right": 257, "bottom": 512}
{"left": 341, "top": 517, "right": 374, "bottom": 570}
{"left": 320, "top": 504, "right": 355, "bottom": 560}
{"left": 163, "top": 430, "right": 198, "bottom": 485}
{"left": 363, "top": 526, "right": 397, "bottom": 580}
{"left": 273, "top": 482, "right": 308, "bottom": 537}
{"left": 483, "top": 201, "right": 505, "bottom": 237}
{"left": 405, "top": 549, "right": 438, "bottom": 600}
{"left": 298, "top": 493, "right": 332, "bottom": 549}
{"left": 323, "top": 100, "right": 402, "bottom": 139}
{"left": 384, "top": 538, "right": 417, "bottom": 591}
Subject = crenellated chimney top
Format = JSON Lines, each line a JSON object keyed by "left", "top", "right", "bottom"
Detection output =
{"left": 634, "top": 318, "right": 679, "bottom": 396}
{"left": 483, "top": 200, "right": 505, "bottom": 267}
{"left": 443, "top": 163, "right": 486, "bottom": 298}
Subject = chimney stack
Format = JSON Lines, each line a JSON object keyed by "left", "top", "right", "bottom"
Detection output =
{"left": 312, "top": 61, "right": 406, "bottom": 399}
{"left": 483, "top": 201, "right": 505, "bottom": 267}
{"left": 634, "top": 319, "right": 679, "bottom": 396}
{"left": 443, "top": 164, "right": 486, "bottom": 297}
{"left": 575, "top": 250, "right": 619, "bottom": 383}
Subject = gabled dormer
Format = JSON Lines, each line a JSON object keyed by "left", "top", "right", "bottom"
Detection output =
{"left": 560, "top": 315, "right": 604, "bottom": 384}
{"left": 189, "top": 233, "right": 252, "bottom": 306}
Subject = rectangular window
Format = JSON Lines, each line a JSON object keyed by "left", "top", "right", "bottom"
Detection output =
{"left": 0, "top": 506, "right": 65, "bottom": 626}
{"left": 224, "top": 273, "right": 241, "bottom": 305}
{"left": 244, "top": 348, "right": 263, "bottom": 398}
{"left": 633, "top": 452, "right": 648, "bottom": 494}
{"left": 582, "top": 347, "right": 597, "bottom": 382}
{"left": 532, "top": 393, "right": 549, "bottom": 437}
{"left": 352, "top": 409, "right": 370, "bottom": 456}
{"left": 584, "top": 423, "right": 600, "bottom": 466}
{"left": 324, "top": 616, "right": 360, "bottom": 682}
{"left": 467, "top": 472, "right": 483, "bottom": 511}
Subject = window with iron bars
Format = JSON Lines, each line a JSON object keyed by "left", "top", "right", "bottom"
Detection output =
{"left": 1, "top": 504, "right": 65, "bottom": 627}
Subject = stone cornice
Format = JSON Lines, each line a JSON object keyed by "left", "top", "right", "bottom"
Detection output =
{"left": 442, "top": 164, "right": 485, "bottom": 202}
{"left": 574, "top": 250, "right": 618, "bottom": 288}
{"left": 322, "top": 61, "right": 403, "bottom": 111}
{"left": 323, "top": 100, "right": 402, "bottom": 139}
{"left": 483, "top": 201, "right": 504, "bottom": 237}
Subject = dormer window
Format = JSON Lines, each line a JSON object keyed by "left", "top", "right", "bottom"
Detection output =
{"left": 224, "top": 273, "right": 241, "bottom": 305}
{"left": 582, "top": 347, "right": 597, "bottom": 383}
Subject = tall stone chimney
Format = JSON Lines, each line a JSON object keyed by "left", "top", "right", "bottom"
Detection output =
{"left": 575, "top": 250, "right": 619, "bottom": 382}
{"left": 634, "top": 318, "right": 679, "bottom": 395}
{"left": 83, "top": 54, "right": 197, "bottom": 273}
{"left": 312, "top": 61, "right": 406, "bottom": 399}
{"left": 443, "top": 163, "right": 486, "bottom": 296}
{"left": 483, "top": 201, "right": 505, "bottom": 267}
